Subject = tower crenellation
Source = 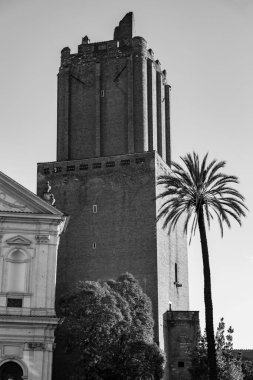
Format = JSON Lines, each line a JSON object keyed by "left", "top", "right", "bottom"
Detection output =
{"left": 60, "top": 36, "right": 166, "bottom": 76}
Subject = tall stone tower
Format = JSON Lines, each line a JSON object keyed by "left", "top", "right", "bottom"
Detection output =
{"left": 37, "top": 13, "right": 198, "bottom": 379}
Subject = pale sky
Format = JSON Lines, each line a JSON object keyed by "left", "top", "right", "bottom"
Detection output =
{"left": 0, "top": 0, "right": 252, "bottom": 348}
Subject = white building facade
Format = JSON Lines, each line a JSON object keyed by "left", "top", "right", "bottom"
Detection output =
{"left": 0, "top": 171, "right": 66, "bottom": 380}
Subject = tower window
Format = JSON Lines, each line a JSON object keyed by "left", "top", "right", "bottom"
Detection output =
{"left": 67, "top": 165, "right": 75, "bottom": 171}
{"left": 93, "top": 205, "right": 97, "bottom": 213}
{"left": 174, "top": 263, "right": 182, "bottom": 287}
{"left": 79, "top": 163, "right": 89, "bottom": 170}
{"left": 106, "top": 161, "right": 115, "bottom": 167}
{"left": 175, "top": 263, "right": 178, "bottom": 284}
{"left": 136, "top": 157, "right": 145, "bottom": 164}
{"left": 120, "top": 159, "right": 130, "bottom": 166}
{"left": 54, "top": 167, "right": 62, "bottom": 173}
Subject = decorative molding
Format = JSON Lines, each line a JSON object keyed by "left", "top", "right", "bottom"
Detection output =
{"left": 27, "top": 342, "right": 46, "bottom": 351}
{"left": 3, "top": 344, "right": 21, "bottom": 357}
{"left": 35, "top": 235, "right": 50, "bottom": 244}
{"left": 6, "top": 235, "right": 31, "bottom": 246}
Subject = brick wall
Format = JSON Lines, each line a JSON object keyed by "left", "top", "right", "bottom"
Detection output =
{"left": 38, "top": 152, "right": 158, "bottom": 319}
{"left": 100, "top": 57, "right": 129, "bottom": 156}
{"left": 37, "top": 152, "right": 189, "bottom": 334}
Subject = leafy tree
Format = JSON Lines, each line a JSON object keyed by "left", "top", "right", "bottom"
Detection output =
{"left": 241, "top": 359, "right": 253, "bottom": 380}
{"left": 56, "top": 273, "right": 165, "bottom": 379}
{"left": 157, "top": 152, "right": 247, "bottom": 380}
{"left": 106, "top": 273, "right": 154, "bottom": 343}
{"left": 190, "top": 318, "right": 243, "bottom": 380}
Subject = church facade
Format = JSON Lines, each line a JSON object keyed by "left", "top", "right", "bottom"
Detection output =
{"left": 37, "top": 13, "right": 199, "bottom": 379}
{"left": 0, "top": 171, "right": 66, "bottom": 380}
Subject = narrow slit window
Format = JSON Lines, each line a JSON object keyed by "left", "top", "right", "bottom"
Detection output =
{"left": 101, "top": 90, "right": 104, "bottom": 97}
{"left": 93, "top": 205, "right": 97, "bottom": 213}
{"left": 93, "top": 242, "right": 96, "bottom": 249}
{"left": 175, "top": 263, "right": 178, "bottom": 284}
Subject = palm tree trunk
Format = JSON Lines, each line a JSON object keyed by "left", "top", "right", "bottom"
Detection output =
{"left": 198, "top": 207, "right": 218, "bottom": 380}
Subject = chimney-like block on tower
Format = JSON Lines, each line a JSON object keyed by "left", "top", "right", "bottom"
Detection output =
{"left": 113, "top": 12, "right": 133, "bottom": 40}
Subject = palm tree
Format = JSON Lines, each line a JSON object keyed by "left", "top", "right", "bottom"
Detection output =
{"left": 156, "top": 152, "right": 247, "bottom": 380}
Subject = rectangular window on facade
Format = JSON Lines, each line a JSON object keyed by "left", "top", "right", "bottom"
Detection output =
{"left": 93, "top": 205, "right": 97, "bottom": 213}
{"left": 7, "top": 298, "right": 23, "bottom": 308}
{"left": 101, "top": 90, "right": 104, "bottom": 97}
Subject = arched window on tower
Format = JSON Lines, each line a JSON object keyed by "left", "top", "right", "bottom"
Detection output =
{"left": 6, "top": 250, "right": 27, "bottom": 293}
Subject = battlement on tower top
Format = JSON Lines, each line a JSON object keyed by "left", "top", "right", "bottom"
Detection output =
{"left": 60, "top": 12, "right": 167, "bottom": 81}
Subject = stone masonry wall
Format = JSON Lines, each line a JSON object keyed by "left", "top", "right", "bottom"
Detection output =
{"left": 167, "top": 311, "right": 200, "bottom": 380}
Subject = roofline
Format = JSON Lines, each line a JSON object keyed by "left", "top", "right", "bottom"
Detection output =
{"left": 0, "top": 170, "right": 64, "bottom": 216}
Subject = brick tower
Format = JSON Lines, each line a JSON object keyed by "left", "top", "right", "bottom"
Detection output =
{"left": 37, "top": 13, "right": 198, "bottom": 379}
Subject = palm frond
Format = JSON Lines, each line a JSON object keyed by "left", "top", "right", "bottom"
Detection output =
{"left": 156, "top": 152, "right": 247, "bottom": 239}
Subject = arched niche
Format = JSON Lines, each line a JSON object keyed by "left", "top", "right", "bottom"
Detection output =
{"left": 6, "top": 249, "right": 30, "bottom": 293}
